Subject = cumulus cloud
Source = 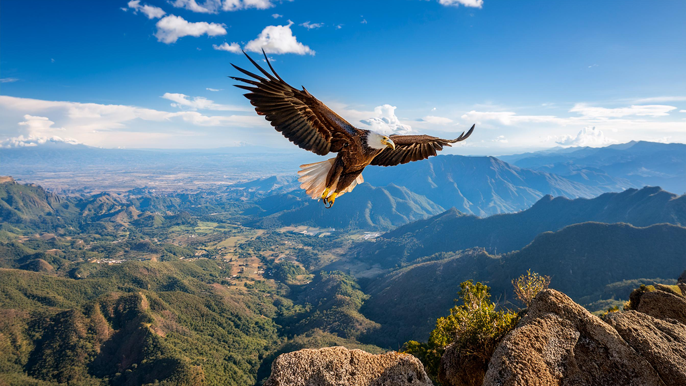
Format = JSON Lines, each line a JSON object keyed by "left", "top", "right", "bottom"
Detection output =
{"left": 555, "top": 126, "right": 616, "bottom": 147}
{"left": 245, "top": 21, "right": 314, "bottom": 55}
{"left": 162, "top": 93, "right": 249, "bottom": 111}
{"left": 1, "top": 135, "right": 81, "bottom": 148}
{"left": 0, "top": 96, "right": 266, "bottom": 148}
{"left": 492, "top": 135, "right": 508, "bottom": 143}
{"left": 300, "top": 21, "right": 323, "bottom": 30}
{"left": 206, "top": 88, "right": 221, "bottom": 92}
{"left": 0, "top": 78, "right": 19, "bottom": 83}
{"left": 213, "top": 42, "right": 242, "bottom": 53}
{"left": 1, "top": 115, "right": 79, "bottom": 148}
{"left": 127, "top": 0, "right": 166, "bottom": 19}
{"left": 360, "top": 105, "right": 412, "bottom": 135}
{"left": 421, "top": 115, "right": 454, "bottom": 125}
{"left": 155, "top": 15, "right": 226, "bottom": 44}
{"left": 570, "top": 103, "right": 676, "bottom": 118}
{"left": 438, "top": 0, "right": 484, "bottom": 8}
{"left": 272, "top": 13, "right": 282, "bottom": 18}
{"left": 170, "top": 0, "right": 272, "bottom": 13}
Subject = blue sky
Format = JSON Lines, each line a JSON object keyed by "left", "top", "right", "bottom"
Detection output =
{"left": 1, "top": 0, "right": 685, "bottom": 155}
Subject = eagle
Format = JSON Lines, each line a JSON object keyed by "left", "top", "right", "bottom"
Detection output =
{"left": 232, "top": 51, "right": 475, "bottom": 208}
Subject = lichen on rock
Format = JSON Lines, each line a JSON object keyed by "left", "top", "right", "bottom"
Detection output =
{"left": 482, "top": 289, "right": 665, "bottom": 386}
{"left": 263, "top": 346, "right": 432, "bottom": 386}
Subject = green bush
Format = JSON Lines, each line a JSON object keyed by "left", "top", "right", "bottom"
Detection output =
{"left": 403, "top": 280, "right": 519, "bottom": 383}
{"left": 512, "top": 270, "right": 551, "bottom": 307}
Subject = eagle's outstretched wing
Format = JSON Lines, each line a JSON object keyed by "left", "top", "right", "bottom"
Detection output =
{"left": 370, "top": 124, "right": 475, "bottom": 166}
{"left": 231, "top": 51, "right": 360, "bottom": 156}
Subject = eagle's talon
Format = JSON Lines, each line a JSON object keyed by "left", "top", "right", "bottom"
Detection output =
{"left": 328, "top": 193, "right": 337, "bottom": 208}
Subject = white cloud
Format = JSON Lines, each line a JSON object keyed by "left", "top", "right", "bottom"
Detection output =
{"left": 272, "top": 13, "right": 282, "bottom": 18}
{"left": 222, "top": 0, "right": 272, "bottom": 11}
{"left": 1, "top": 135, "right": 81, "bottom": 148}
{"left": 633, "top": 96, "right": 686, "bottom": 103}
{"left": 336, "top": 24, "right": 343, "bottom": 29}
{"left": 245, "top": 21, "right": 315, "bottom": 55}
{"left": 361, "top": 19, "right": 367, "bottom": 24}
{"left": 570, "top": 103, "right": 676, "bottom": 118}
{"left": 213, "top": 42, "right": 242, "bottom": 53}
{"left": 1, "top": 115, "right": 79, "bottom": 148}
{"left": 127, "top": 0, "right": 166, "bottom": 19}
{"left": 461, "top": 110, "right": 564, "bottom": 125}
{"left": 492, "top": 135, "right": 508, "bottom": 143}
{"left": 360, "top": 105, "right": 412, "bottom": 135}
{"left": 155, "top": 15, "right": 226, "bottom": 44}
{"left": 206, "top": 88, "right": 221, "bottom": 92}
{"left": 170, "top": 0, "right": 272, "bottom": 13}
{"left": 421, "top": 115, "right": 454, "bottom": 125}
{"left": 0, "top": 78, "right": 19, "bottom": 83}
{"left": 300, "top": 21, "right": 323, "bottom": 30}
{"left": 681, "top": 110, "right": 686, "bottom": 113}
{"left": 162, "top": 93, "right": 249, "bottom": 111}
{"left": 438, "top": 0, "right": 484, "bottom": 8}
{"left": 555, "top": 126, "right": 616, "bottom": 147}
{"left": 0, "top": 96, "right": 266, "bottom": 148}
{"left": 19, "top": 115, "right": 65, "bottom": 136}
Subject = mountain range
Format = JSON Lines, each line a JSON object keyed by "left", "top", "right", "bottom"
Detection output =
{"left": 356, "top": 185, "right": 686, "bottom": 266}
{"left": 360, "top": 221, "right": 686, "bottom": 346}
{"left": 501, "top": 141, "right": 686, "bottom": 194}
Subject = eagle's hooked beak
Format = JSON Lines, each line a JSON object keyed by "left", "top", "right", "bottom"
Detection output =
{"left": 382, "top": 136, "right": 396, "bottom": 150}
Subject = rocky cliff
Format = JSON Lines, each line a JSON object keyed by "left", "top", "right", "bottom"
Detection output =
{"left": 266, "top": 273, "right": 686, "bottom": 386}
{"left": 478, "top": 274, "right": 686, "bottom": 386}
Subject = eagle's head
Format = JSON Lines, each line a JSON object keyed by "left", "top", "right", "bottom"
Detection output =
{"left": 367, "top": 132, "right": 396, "bottom": 150}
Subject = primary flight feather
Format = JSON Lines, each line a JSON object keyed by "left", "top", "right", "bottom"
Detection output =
{"left": 231, "top": 51, "right": 475, "bottom": 208}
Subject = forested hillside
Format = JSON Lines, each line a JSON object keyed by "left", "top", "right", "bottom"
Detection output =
{"left": 2, "top": 176, "right": 686, "bottom": 385}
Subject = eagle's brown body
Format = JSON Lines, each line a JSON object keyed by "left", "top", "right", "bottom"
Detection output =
{"left": 232, "top": 51, "right": 475, "bottom": 207}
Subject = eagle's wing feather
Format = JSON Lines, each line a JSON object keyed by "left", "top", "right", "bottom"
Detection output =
{"left": 371, "top": 124, "right": 475, "bottom": 166}
{"left": 231, "top": 51, "right": 360, "bottom": 156}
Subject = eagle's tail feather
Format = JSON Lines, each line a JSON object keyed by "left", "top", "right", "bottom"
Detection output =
{"left": 298, "top": 158, "right": 336, "bottom": 200}
{"left": 297, "top": 159, "right": 364, "bottom": 200}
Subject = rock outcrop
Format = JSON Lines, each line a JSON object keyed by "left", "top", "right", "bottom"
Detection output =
{"left": 636, "top": 287, "right": 686, "bottom": 324}
{"left": 606, "top": 310, "right": 686, "bottom": 386}
{"left": 263, "top": 346, "right": 432, "bottom": 386}
{"left": 482, "top": 289, "right": 664, "bottom": 386}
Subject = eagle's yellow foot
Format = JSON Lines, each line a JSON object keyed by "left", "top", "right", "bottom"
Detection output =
{"left": 325, "top": 193, "right": 338, "bottom": 209}
{"left": 320, "top": 187, "right": 330, "bottom": 201}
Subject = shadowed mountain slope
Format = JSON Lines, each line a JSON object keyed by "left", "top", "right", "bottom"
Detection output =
{"left": 360, "top": 222, "right": 686, "bottom": 347}
{"left": 247, "top": 183, "right": 445, "bottom": 231}
{"left": 362, "top": 155, "right": 631, "bottom": 216}
{"left": 357, "top": 186, "right": 686, "bottom": 266}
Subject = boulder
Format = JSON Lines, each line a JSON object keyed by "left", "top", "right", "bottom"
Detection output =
{"left": 636, "top": 290, "right": 686, "bottom": 324}
{"left": 482, "top": 289, "right": 664, "bottom": 386}
{"left": 606, "top": 310, "right": 686, "bottom": 386}
{"left": 263, "top": 346, "right": 432, "bottom": 386}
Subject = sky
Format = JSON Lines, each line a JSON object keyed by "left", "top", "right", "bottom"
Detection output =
{"left": 1, "top": 0, "right": 685, "bottom": 155}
